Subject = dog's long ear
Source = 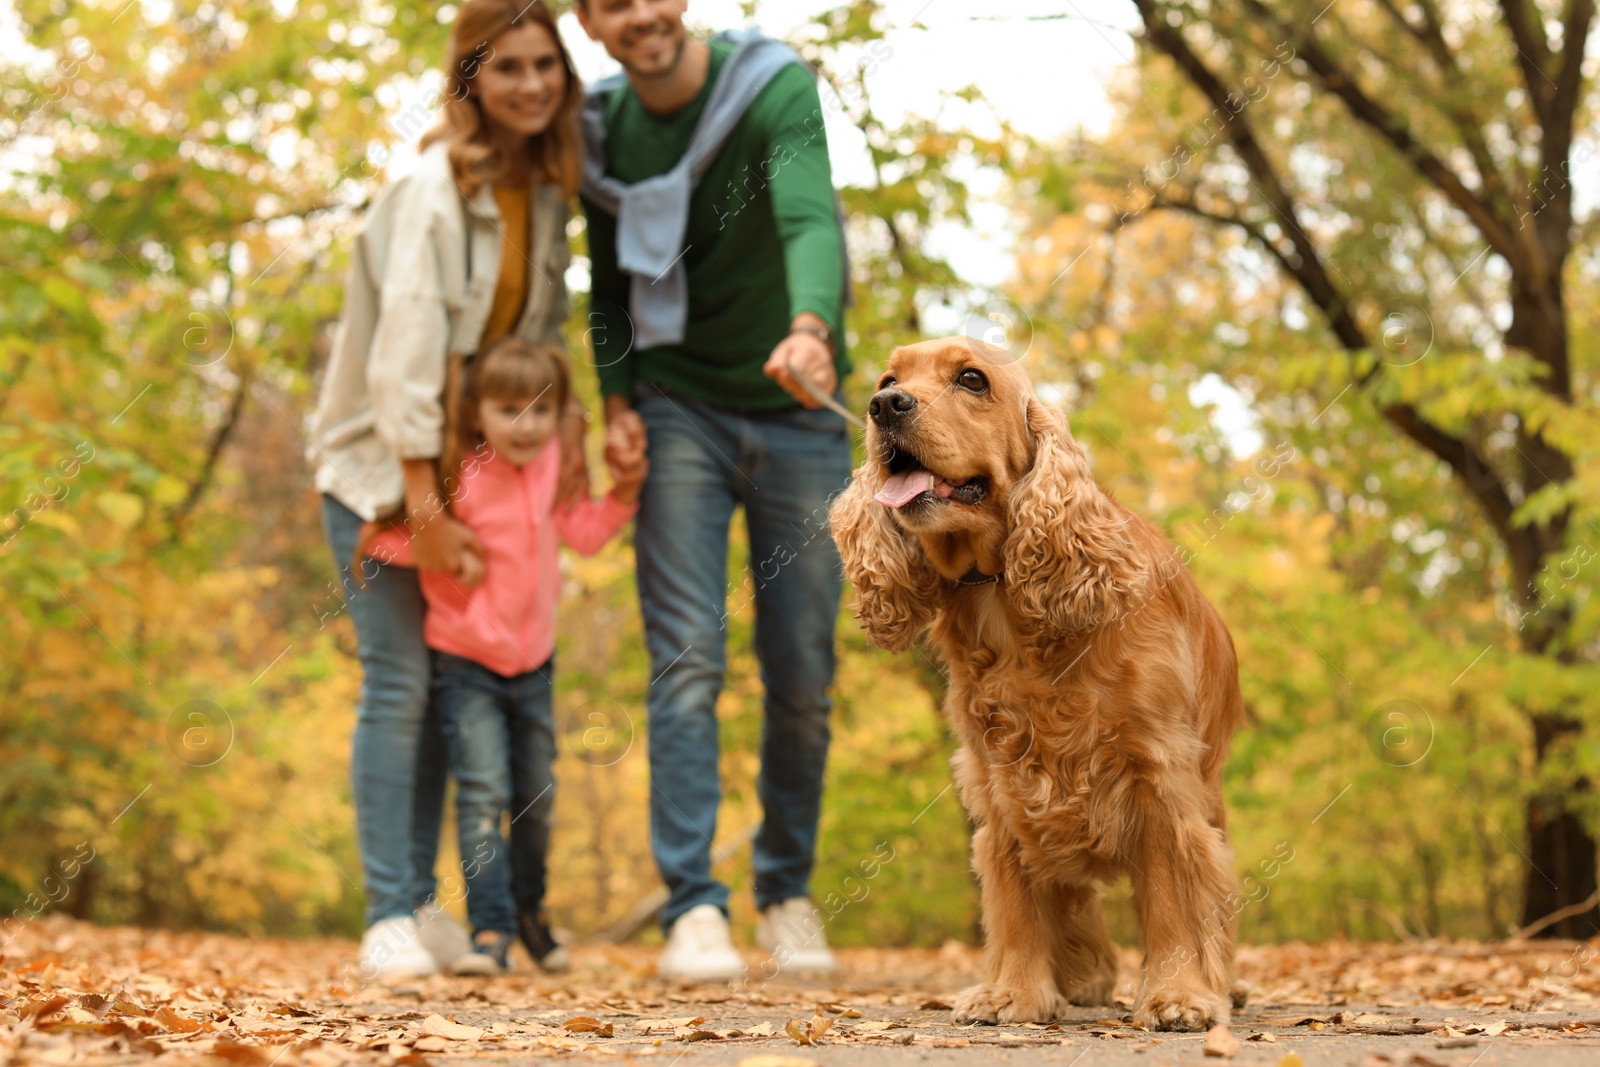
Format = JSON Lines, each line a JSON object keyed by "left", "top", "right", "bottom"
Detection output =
{"left": 1004, "top": 398, "right": 1150, "bottom": 638}
{"left": 829, "top": 464, "right": 945, "bottom": 652}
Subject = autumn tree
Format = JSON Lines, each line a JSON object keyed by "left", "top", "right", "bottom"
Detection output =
{"left": 1102, "top": 0, "right": 1599, "bottom": 934}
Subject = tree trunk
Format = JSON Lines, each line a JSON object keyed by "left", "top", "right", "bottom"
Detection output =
{"left": 1521, "top": 713, "right": 1600, "bottom": 938}
{"left": 1126, "top": 0, "right": 1596, "bottom": 938}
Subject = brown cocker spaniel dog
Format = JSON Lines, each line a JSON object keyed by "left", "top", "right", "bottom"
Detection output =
{"left": 829, "top": 338, "right": 1247, "bottom": 1031}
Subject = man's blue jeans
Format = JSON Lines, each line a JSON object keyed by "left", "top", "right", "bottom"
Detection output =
{"left": 322, "top": 494, "right": 448, "bottom": 926}
{"left": 632, "top": 384, "right": 852, "bottom": 930}
{"left": 431, "top": 651, "right": 557, "bottom": 935}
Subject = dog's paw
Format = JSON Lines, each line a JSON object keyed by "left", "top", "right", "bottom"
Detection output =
{"left": 1063, "top": 965, "right": 1117, "bottom": 1007}
{"left": 1229, "top": 979, "right": 1250, "bottom": 1010}
{"left": 952, "top": 982, "right": 1068, "bottom": 1025}
{"left": 1132, "top": 986, "right": 1230, "bottom": 1032}
{"left": 952, "top": 983, "right": 1003, "bottom": 1024}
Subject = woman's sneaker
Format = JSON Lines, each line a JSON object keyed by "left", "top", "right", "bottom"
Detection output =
{"left": 358, "top": 915, "right": 439, "bottom": 981}
{"left": 517, "top": 911, "right": 572, "bottom": 973}
{"left": 756, "top": 898, "right": 838, "bottom": 975}
{"left": 658, "top": 904, "right": 745, "bottom": 982}
{"left": 454, "top": 929, "right": 514, "bottom": 976}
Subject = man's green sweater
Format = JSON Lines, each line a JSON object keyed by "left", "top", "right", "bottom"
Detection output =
{"left": 581, "top": 39, "right": 849, "bottom": 410}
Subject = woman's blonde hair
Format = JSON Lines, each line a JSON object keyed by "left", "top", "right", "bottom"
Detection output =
{"left": 419, "top": 0, "right": 584, "bottom": 201}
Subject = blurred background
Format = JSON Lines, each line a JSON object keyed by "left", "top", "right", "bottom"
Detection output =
{"left": 2, "top": 0, "right": 1597, "bottom": 950}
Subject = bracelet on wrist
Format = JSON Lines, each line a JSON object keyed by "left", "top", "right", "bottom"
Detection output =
{"left": 790, "top": 323, "right": 832, "bottom": 348}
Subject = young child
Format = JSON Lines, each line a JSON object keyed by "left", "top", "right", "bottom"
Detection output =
{"left": 361, "top": 336, "right": 647, "bottom": 975}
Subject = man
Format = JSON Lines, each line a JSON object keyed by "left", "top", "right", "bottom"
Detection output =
{"left": 575, "top": 0, "right": 851, "bottom": 981}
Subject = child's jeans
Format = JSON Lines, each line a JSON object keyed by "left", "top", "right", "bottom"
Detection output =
{"left": 431, "top": 650, "right": 557, "bottom": 936}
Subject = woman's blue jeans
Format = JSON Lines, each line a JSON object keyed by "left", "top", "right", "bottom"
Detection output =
{"left": 322, "top": 494, "right": 447, "bottom": 926}
{"left": 431, "top": 651, "right": 557, "bottom": 935}
{"left": 631, "top": 384, "right": 852, "bottom": 931}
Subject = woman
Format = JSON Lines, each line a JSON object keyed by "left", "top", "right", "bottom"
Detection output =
{"left": 309, "top": 0, "right": 588, "bottom": 979}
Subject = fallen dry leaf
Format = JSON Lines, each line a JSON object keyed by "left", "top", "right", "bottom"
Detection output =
{"left": 419, "top": 1014, "right": 482, "bottom": 1042}
{"left": 153, "top": 1006, "right": 203, "bottom": 1034}
{"left": 560, "top": 1017, "right": 613, "bottom": 1037}
{"left": 1203, "top": 1024, "right": 1240, "bottom": 1058}
{"left": 20, "top": 995, "right": 70, "bottom": 1020}
{"left": 207, "top": 1038, "right": 272, "bottom": 1065}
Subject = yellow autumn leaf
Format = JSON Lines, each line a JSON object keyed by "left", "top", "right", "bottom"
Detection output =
{"left": 150, "top": 474, "right": 188, "bottom": 506}
{"left": 28, "top": 510, "right": 81, "bottom": 539}
{"left": 95, "top": 491, "right": 144, "bottom": 529}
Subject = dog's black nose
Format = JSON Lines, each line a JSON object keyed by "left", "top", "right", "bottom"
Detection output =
{"left": 868, "top": 388, "right": 917, "bottom": 427}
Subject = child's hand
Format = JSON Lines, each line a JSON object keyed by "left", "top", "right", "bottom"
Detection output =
{"left": 455, "top": 544, "right": 485, "bottom": 587}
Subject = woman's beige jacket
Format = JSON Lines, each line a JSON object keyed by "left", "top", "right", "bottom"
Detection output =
{"left": 309, "top": 140, "right": 571, "bottom": 520}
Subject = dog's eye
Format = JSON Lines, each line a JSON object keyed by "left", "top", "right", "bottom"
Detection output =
{"left": 956, "top": 369, "right": 988, "bottom": 393}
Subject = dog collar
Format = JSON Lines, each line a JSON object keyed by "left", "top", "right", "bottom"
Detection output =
{"left": 956, "top": 566, "right": 1002, "bottom": 587}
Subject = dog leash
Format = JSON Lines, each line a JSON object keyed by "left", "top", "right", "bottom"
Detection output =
{"left": 785, "top": 358, "right": 865, "bottom": 428}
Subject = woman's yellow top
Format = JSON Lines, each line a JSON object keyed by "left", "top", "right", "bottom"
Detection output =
{"left": 479, "top": 182, "right": 532, "bottom": 349}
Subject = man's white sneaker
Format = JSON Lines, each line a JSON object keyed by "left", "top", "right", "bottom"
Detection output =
{"left": 657, "top": 904, "right": 746, "bottom": 982}
{"left": 414, "top": 901, "right": 473, "bottom": 974}
{"left": 358, "top": 915, "right": 439, "bottom": 980}
{"left": 756, "top": 898, "right": 838, "bottom": 976}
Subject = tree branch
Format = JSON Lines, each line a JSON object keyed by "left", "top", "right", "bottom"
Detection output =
{"left": 1142, "top": 194, "right": 1305, "bottom": 284}
{"left": 1543, "top": 0, "right": 1596, "bottom": 182}
{"left": 1132, "top": 0, "right": 1362, "bottom": 347}
{"left": 1500, "top": 0, "right": 1558, "bottom": 114}
{"left": 169, "top": 366, "right": 251, "bottom": 535}
{"left": 1370, "top": 0, "right": 1512, "bottom": 206}
{"left": 1237, "top": 0, "right": 1523, "bottom": 267}
{"left": 1127, "top": 4, "right": 1531, "bottom": 584}
{"left": 1141, "top": 192, "right": 1530, "bottom": 575}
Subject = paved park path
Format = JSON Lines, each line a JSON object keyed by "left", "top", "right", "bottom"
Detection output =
{"left": 5, "top": 918, "right": 1599, "bottom": 1067}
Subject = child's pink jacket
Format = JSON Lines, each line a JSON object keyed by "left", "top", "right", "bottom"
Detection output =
{"left": 368, "top": 441, "right": 635, "bottom": 678}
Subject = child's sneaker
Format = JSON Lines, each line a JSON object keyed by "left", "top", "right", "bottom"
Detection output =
{"left": 454, "top": 929, "right": 514, "bottom": 976}
{"left": 518, "top": 911, "right": 572, "bottom": 973}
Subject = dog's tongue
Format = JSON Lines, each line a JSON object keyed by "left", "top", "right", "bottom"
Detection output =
{"left": 875, "top": 469, "right": 935, "bottom": 508}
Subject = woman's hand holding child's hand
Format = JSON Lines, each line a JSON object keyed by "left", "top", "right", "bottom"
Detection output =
{"left": 412, "top": 512, "right": 485, "bottom": 587}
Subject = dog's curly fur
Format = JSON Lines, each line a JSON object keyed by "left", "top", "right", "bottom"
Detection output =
{"left": 830, "top": 338, "right": 1247, "bottom": 1031}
